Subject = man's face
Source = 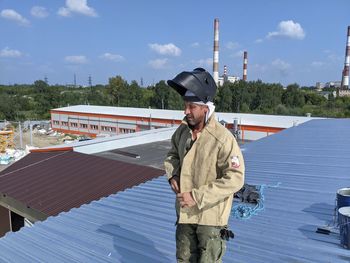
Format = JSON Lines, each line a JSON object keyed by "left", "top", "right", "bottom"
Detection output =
{"left": 184, "top": 101, "right": 208, "bottom": 128}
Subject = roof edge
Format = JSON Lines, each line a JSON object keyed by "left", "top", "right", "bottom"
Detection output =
{"left": 30, "top": 147, "right": 73, "bottom": 153}
{"left": 0, "top": 193, "right": 47, "bottom": 222}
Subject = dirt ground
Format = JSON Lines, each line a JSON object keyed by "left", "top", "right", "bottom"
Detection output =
{"left": 13, "top": 130, "right": 63, "bottom": 149}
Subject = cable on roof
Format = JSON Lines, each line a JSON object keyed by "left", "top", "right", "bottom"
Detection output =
{"left": 231, "top": 182, "right": 281, "bottom": 220}
{"left": 0, "top": 151, "right": 70, "bottom": 179}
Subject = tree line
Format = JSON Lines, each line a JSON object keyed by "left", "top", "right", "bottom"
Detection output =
{"left": 0, "top": 76, "right": 348, "bottom": 121}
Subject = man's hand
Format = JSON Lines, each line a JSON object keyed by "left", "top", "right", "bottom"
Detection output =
{"left": 170, "top": 176, "right": 180, "bottom": 193}
{"left": 177, "top": 192, "right": 196, "bottom": 208}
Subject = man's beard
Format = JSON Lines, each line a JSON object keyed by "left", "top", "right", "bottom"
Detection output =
{"left": 186, "top": 115, "right": 204, "bottom": 129}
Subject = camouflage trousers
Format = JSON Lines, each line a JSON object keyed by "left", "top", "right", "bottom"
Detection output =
{"left": 176, "top": 224, "right": 226, "bottom": 263}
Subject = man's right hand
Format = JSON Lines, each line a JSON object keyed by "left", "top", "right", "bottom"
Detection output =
{"left": 170, "top": 176, "right": 180, "bottom": 193}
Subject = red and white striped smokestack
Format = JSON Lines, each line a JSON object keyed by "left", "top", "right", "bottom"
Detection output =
{"left": 213, "top": 18, "right": 219, "bottom": 86}
{"left": 341, "top": 26, "right": 350, "bottom": 89}
{"left": 243, "top": 51, "right": 248, "bottom": 81}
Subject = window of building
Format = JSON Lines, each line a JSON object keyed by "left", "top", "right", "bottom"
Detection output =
{"left": 70, "top": 122, "right": 78, "bottom": 128}
{"left": 61, "top": 121, "right": 68, "bottom": 126}
{"left": 90, "top": 125, "right": 98, "bottom": 130}
{"left": 101, "top": 126, "right": 116, "bottom": 132}
{"left": 119, "top": 128, "right": 135, "bottom": 134}
{"left": 80, "top": 123, "right": 88, "bottom": 129}
{"left": 53, "top": 120, "right": 60, "bottom": 125}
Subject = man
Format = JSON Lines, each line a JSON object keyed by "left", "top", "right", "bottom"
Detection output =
{"left": 164, "top": 67, "right": 245, "bottom": 262}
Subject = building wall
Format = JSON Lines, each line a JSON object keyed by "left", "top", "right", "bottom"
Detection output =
{"left": 51, "top": 106, "right": 320, "bottom": 141}
{"left": 338, "top": 89, "right": 350, "bottom": 97}
{"left": 0, "top": 206, "right": 10, "bottom": 237}
{"left": 51, "top": 111, "right": 178, "bottom": 137}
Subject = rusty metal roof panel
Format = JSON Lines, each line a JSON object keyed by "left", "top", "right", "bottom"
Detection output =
{"left": 0, "top": 151, "right": 164, "bottom": 218}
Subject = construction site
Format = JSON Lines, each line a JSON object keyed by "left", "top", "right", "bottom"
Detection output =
{"left": 0, "top": 121, "right": 85, "bottom": 172}
{"left": 0, "top": 17, "right": 350, "bottom": 263}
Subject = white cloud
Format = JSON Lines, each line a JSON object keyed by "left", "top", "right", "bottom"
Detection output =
{"left": 31, "top": 6, "right": 49, "bottom": 18}
{"left": 192, "top": 58, "right": 212, "bottom": 67}
{"left": 58, "top": 0, "right": 97, "bottom": 17}
{"left": 311, "top": 61, "right": 325, "bottom": 67}
{"left": 322, "top": 50, "right": 342, "bottom": 63}
{"left": 148, "top": 58, "right": 168, "bottom": 69}
{"left": 253, "top": 63, "right": 268, "bottom": 73}
{"left": 57, "top": 8, "right": 70, "bottom": 17}
{"left": 255, "top": 38, "right": 263, "bottom": 43}
{"left": 231, "top": 50, "right": 245, "bottom": 58}
{"left": 271, "top": 58, "right": 291, "bottom": 76}
{"left": 0, "top": 47, "right": 22, "bottom": 58}
{"left": 99, "top": 53, "right": 124, "bottom": 62}
{"left": 191, "top": 42, "right": 200, "bottom": 48}
{"left": 65, "top": 55, "right": 88, "bottom": 64}
{"left": 149, "top": 43, "right": 181, "bottom": 56}
{"left": 225, "top": 41, "right": 239, "bottom": 50}
{"left": 267, "top": 20, "right": 305, "bottom": 40}
{"left": 1, "top": 9, "right": 30, "bottom": 26}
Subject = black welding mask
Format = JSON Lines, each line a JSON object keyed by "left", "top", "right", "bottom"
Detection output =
{"left": 167, "top": 68, "right": 217, "bottom": 103}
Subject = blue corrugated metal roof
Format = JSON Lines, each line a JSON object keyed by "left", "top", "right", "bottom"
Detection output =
{"left": 0, "top": 119, "right": 350, "bottom": 262}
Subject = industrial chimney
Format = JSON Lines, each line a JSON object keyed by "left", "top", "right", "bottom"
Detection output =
{"left": 243, "top": 51, "right": 248, "bottom": 81}
{"left": 223, "top": 65, "right": 227, "bottom": 82}
{"left": 213, "top": 18, "right": 219, "bottom": 86}
{"left": 341, "top": 26, "right": 350, "bottom": 89}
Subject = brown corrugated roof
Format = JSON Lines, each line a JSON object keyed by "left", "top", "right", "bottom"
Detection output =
{"left": 0, "top": 151, "right": 165, "bottom": 221}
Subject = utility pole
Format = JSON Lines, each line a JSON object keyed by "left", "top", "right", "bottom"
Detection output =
{"left": 19, "top": 121, "right": 23, "bottom": 149}
{"left": 30, "top": 121, "right": 33, "bottom": 146}
{"left": 88, "top": 75, "right": 92, "bottom": 88}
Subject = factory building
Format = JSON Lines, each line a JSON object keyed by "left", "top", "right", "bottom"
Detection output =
{"left": 218, "top": 65, "right": 240, "bottom": 86}
{"left": 50, "top": 105, "right": 179, "bottom": 138}
{"left": 50, "top": 105, "right": 322, "bottom": 141}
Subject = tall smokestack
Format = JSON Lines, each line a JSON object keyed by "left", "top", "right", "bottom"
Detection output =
{"left": 243, "top": 51, "right": 248, "bottom": 81}
{"left": 341, "top": 26, "right": 350, "bottom": 89}
{"left": 213, "top": 18, "right": 219, "bottom": 86}
{"left": 223, "top": 65, "right": 228, "bottom": 82}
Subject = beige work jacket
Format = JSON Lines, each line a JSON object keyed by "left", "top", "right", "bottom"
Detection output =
{"left": 164, "top": 114, "right": 245, "bottom": 226}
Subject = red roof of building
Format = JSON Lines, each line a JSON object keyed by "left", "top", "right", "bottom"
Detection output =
{"left": 0, "top": 150, "right": 165, "bottom": 221}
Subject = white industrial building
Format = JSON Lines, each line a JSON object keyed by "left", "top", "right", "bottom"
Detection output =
{"left": 50, "top": 105, "right": 324, "bottom": 141}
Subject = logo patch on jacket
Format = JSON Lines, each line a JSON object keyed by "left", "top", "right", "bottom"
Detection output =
{"left": 231, "top": 156, "right": 240, "bottom": 168}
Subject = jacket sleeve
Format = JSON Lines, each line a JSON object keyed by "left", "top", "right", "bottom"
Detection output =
{"left": 191, "top": 137, "right": 245, "bottom": 210}
{"left": 164, "top": 131, "right": 181, "bottom": 180}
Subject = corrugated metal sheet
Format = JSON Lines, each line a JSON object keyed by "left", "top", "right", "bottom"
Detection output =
{"left": 37, "top": 127, "right": 176, "bottom": 154}
{"left": 52, "top": 105, "right": 324, "bottom": 128}
{"left": 0, "top": 151, "right": 164, "bottom": 219}
{"left": 95, "top": 140, "right": 172, "bottom": 169}
{"left": 0, "top": 119, "right": 350, "bottom": 262}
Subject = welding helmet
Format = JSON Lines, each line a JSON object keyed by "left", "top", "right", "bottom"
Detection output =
{"left": 167, "top": 68, "right": 217, "bottom": 103}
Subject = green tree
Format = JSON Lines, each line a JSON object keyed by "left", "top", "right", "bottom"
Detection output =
{"left": 107, "top": 76, "right": 128, "bottom": 106}
{"left": 216, "top": 83, "right": 232, "bottom": 112}
{"left": 282, "top": 84, "right": 305, "bottom": 107}
{"left": 34, "top": 80, "right": 49, "bottom": 93}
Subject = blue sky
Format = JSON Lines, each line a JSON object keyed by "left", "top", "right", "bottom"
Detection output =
{"left": 0, "top": 0, "right": 349, "bottom": 87}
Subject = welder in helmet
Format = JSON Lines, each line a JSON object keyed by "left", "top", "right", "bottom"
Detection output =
{"left": 164, "top": 68, "right": 245, "bottom": 262}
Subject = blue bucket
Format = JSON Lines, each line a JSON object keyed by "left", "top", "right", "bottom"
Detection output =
{"left": 338, "top": 206, "right": 350, "bottom": 249}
